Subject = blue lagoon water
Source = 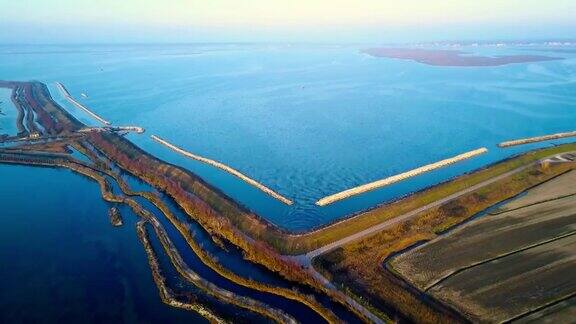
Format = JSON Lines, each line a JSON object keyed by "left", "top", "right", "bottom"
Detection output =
{"left": 1, "top": 44, "right": 575, "bottom": 231}
{"left": 0, "top": 165, "right": 205, "bottom": 323}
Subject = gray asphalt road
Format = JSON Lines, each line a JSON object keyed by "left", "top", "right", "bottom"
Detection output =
{"left": 304, "top": 163, "right": 535, "bottom": 260}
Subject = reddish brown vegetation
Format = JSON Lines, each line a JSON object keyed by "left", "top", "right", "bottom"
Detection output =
{"left": 86, "top": 132, "right": 364, "bottom": 322}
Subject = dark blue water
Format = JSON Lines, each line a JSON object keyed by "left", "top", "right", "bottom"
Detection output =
{"left": 0, "top": 160, "right": 364, "bottom": 323}
{"left": 0, "top": 165, "right": 206, "bottom": 323}
{"left": 142, "top": 222, "right": 270, "bottom": 324}
{"left": 1, "top": 44, "right": 575, "bottom": 231}
{"left": 123, "top": 174, "right": 361, "bottom": 323}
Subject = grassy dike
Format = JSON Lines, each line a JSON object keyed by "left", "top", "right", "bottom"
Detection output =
{"left": 147, "top": 216, "right": 298, "bottom": 324}
{"left": 88, "top": 128, "right": 576, "bottom": 257}
{"left": 4, "top": 81, "right": 366, "bottom": 322}
{"left": 69, "top": 139, "right": 346, "bottom": 323}
{"left": 2, "top": 152, "right": 311, "bottom": 323}
{"left": 68, "top": 157, "right": 310, "bottom": 324}
{"left": 313, "top": 158, "right": 575, "bottom": 323}
{"left": 136, "top": 221, "right": 227, "bottom": 324}
{"left": 283, "top": 143, "right": 576, "bottom": 254}
{"left": 88, "top": 133, "right": 366, "bottom": 323}
{"left": 101, "top": 169, "right": 344, "bottom": 324}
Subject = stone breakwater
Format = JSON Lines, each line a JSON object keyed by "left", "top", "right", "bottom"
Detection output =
{"left": 499, "top": 131, "right": 576, "bottom": 148}
{"left": 55, "top": 82, "right": 110, "bottom": 126}
{"left": 151, "top": 135, "right": 293, "bottom": 205}
{"left": 316, "top": 148, "right": 489, "bottom": 206}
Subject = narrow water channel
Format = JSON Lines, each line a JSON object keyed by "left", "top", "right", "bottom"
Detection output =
{"left": 120, "top": 171, "right": 364, "bottom": 323}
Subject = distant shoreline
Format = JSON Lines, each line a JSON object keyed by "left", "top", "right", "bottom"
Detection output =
{"left": 362, "top": 47, "right": 563, "bottom": 66}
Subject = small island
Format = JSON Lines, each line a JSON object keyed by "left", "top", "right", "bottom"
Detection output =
{"left": 108, "top": 207, "right": 123, "bottom": 226}
{"left": 362, "top": 47, "right": 563, "bottom": 66}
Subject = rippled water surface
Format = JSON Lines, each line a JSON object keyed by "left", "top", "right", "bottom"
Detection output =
{"left": 1, "top": 44, "right": 575, "bottom": 230}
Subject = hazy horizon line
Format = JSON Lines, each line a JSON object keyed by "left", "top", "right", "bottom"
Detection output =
{"left": 2, "top": 38, "right": 576, "bottom": 47}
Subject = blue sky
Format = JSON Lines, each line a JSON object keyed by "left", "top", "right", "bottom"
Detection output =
{"left": 1, "top": 0, "right": 575, "bottom": 43}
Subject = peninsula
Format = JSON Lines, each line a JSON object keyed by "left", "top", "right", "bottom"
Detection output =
{"left": 1, "top": 79, "right": 574, "bottom": 323}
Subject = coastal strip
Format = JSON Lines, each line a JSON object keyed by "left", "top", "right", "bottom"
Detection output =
{"left": 316, "top": 148, "right": 488, "bottom": 206}
{"left": 151, "top": 135, "right": 293, "bottom": 205}
{"left": 499, "top": 131, "right": 576, "bottom": 148}
{"left": 126, "top": 186, "right": 346, "bottom": 323}
{"left": 55, "top": 82, "right": 111, "bottom": 126}
{"left": 73, "top": 140, "right": 345, "bottom": 323}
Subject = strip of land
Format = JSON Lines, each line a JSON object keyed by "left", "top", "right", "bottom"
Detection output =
{"left": 136, "top": 221, "right": 228, "bottom": 323}
{"left": 431, "top": 233, "right": 576, "bottom": 322}
{"left": 313, "top": 152, "right": 575, "bottom": 323}
{"left": 362, "top": 48, "right": 563, "bottom": 66}
{"left": 0, "top": 80, "right": 369, "bottom": 323}
{"left": 513, "top": 295, "right": 576, "bottom": 323}
{"left": 386, "top": 169, "right": 576, "bottom": 323}
{"left": 305, "top": 155, "right": 533, "bottom": 259}
{"left": 494, "top": 168, "right": 576, "bottom": 212}
{"left": 151, "top": 134, "right": 294, "bottom": 205}
{"left": 147, "top": 216, "right": 298, "bottom": 324}
{"left": 5, "top": 79, "right": 576, "bottom": 323}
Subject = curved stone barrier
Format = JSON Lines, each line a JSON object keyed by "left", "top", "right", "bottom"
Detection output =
{"left": 55, "top": 82, "right": 110, "bottom": 126}
{"left": 148, "top": 217, "right": 297, "bottom": 324}
{"left": 499, "top": 131, "right": 576, "bottom": 148}
{"left": 316, "top": 148, "right": 489, "bottom": 206}
{"left": 136, "top": 221, "right": 227, "bottom": 323}
{"left": 151, "top": 135, "right": 293, "bottom": 205}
